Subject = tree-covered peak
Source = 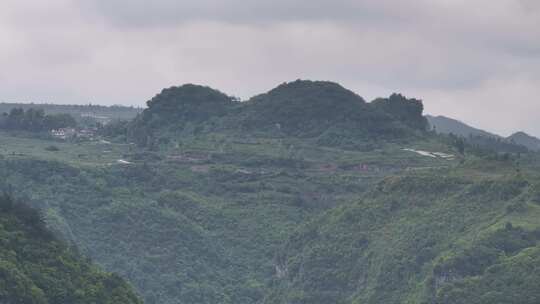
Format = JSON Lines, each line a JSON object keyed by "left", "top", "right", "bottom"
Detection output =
{"left": 146, "top": 84, "right": 234, "bottom": 109}
{"left": 372, "top": 93, "right": 428, "bottom": 130}
{"left": 136, "top": 84, "right": 236, "bottom": 129}
{"left": 126, "top": 80, "right": 430, "bottom": 147}
{"left": 255, "top": 79, "right": 366, "bottom": 105}
{"left": 238, "top": 80, "right": 372, "bottom": 137}
{"left": 239, "top": 81, "right": 429, "bottom": 139}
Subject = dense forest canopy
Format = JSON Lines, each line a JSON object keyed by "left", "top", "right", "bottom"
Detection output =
{"left": 0, "top": 194, "right": 142, "bottom": 304}
{"left": 143, "top": 84, "right": 236, "bottom": 125}
{"left": 126, "top": 80, "right": 430, "bottom": 148}
{"left": 372, "top": 93, "right": 428, "bottom": 130}
{"left": 240, "top": 80, "right": 368, "bottom": 135}
{"left": 266, "top": 172, "right": 540, "bottom": 304}
{"left": 0, "top": 80, "right": 539, "bottom": 304}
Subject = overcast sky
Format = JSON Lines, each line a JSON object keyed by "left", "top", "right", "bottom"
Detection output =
{"left": 1, "top": 0, "right": 539, "bottom": 136}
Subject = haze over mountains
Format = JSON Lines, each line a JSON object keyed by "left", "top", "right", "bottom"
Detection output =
{"left": 2, "top": 0, "right": 540, "bottom": 303}
{"left": 3, "top": 1, "right": 540, "bottom": 138}
{"left": 426, "top": 115, "right": 500, "bottom": 138}
{"left": 1, "top": 79, "right": 539, "bottom": 304}
{"left": 427, "top": 115, "right": 540, "bottom": 152}
{"left": 4, "top": 83, "right": 538, "bottom": 152}
{"left": 507, "top": 132, "right": 540, "bottom": 152}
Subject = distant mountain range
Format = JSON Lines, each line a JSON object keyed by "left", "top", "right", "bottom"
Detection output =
{"left": 508, "top": 131, "right": 540, "bottom": 152}
{"left": 427, "top": 115, "right": 540, "bottom": 152}
{"left": 426, "top": 115, "right": 500, "bottom": 138}
{"left": 2, "top": 80, "right": 540, "bottom": 304}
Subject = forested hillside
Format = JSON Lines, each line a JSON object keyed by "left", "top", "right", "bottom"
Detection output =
{"left": 126, "top": 80, "right": 428, "bottom": 149}
{"left": 1, "top": 80, "right": 539, "bottom": 304}
{"left": 266, "top": 163, "right": 540, "bottom": 304}
{"left": 0, "top": 195, "right": 142, "bottom": 304}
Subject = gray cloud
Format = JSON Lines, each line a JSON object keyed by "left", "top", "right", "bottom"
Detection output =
{"left": 81, "top": 0, "right": 413, "bottom": 26}
{"left": 0, "top": 0, "right": 539, "bottom": 136}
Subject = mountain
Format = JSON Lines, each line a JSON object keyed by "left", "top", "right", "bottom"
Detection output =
{"left": 239, "top": 80, "right": 371, "bottom": 136}
{"left": 142, "top": 84, "right": 236, "bottom": 125}
{"left": 234, "top": 81, "right": 428, "bottom": 139}
{"left": 267, "top": 169, "right": 540, "bottom": 304}
{"left": 128, "top": 80, "right": 429, "bottom": 149}
{"left": 1, "top": 80, "right": 539, "bottom": 304}
{"left": 128, "top": 84, "right": 238, "bottom": 146}
{"left": 508, "top": 132, "right": 540, "bottom": 152}
{"left": 0, "top": 79, "right": 444, "bottom": 304}
{"left": 427, "top": 115, "right": 540, "bottom": 153}
{"left": 426, "top": 115, "right": 499, "bottom": 138}
{"left": 0, "top": 194, "right": 142, "bottom": 304}
{"left": 372, "top": 93, "right": 428, "bottom": 130}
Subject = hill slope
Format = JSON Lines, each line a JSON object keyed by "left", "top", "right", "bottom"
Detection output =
{"left": 239, "top": 80, "right": 371, "bottom": 136}
{"left": 128, "top": 84, "right": 237, "bottom": 146}
{"left": 426, "top": 115, "right": 499, "bottom": 138}
{"left": 1, "top": 80, "right": 539, "bottom": 304}
{"left": 266, "top": 163, "right": 540, "bottom": 304}
{"left": 508, "top": 132, "right": 540, "bottom": 152}
{"left": 0, "top": 194, "right": 142, "bottom": 304}
{"left": 0, "top": 128, "right": 455, "bottom": 304}
{"left": 128, "top": 80, "right": 428, "bottom": 149}
{"left": 427, "top": 115, "right": 534, "bottom": 153}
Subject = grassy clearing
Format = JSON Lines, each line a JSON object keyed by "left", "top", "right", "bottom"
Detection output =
{"left": 0, "top": 132, "right": 131, "bottom": 167}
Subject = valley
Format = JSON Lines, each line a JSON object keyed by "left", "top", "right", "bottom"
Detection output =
{"left": 1, "top": 80, "right": 539, "bottom": 304}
